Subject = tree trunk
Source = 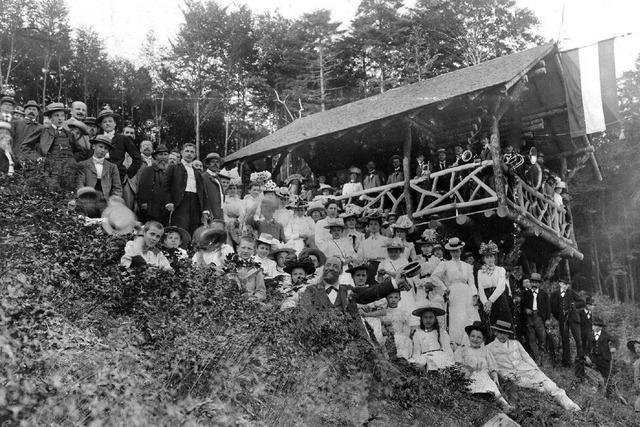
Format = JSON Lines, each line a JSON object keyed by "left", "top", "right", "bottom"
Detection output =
{"left": 607, "top": 235, "right": 619, "bottom": 302}
{"left": 489, "top": 116, "right": 507, "bottom": 208}
{"left": 403, "top": 122, "right": 413, "bottom": 216}
{"left": 319, "top": 44, "right": 326, "bottom": 112}
{"left": 589, "top": 214, "right": 603, "bottom": 294}
{"left": 195, "top": 97, "right": 200, "bottom": 158}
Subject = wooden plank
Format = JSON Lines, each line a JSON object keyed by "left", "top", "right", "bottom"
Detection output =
{"left": 403, "top": 122, "right": 414, "bottom": 215}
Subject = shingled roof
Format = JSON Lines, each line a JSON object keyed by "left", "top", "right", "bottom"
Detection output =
{"left": 225, "top": 43, "right": 557, "bottom": 162}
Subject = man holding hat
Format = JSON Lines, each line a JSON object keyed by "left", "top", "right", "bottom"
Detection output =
{"left": 386, "top": 155, "right": 404, "bottom": 185}
{"left": 65, "top": 101, "right": 90, "bottom": 151}
{"left": 12, "top": 100, "right": 41, "bottom": 160}
{"left": 137, "top": 144, "right": 170, "bottom": 224}
{"left": 76, "top": 135, "right": 122, "bottom": 199}
{"left": 201, "top": 152, "right": 224, "bottom": 221}
{"left": 550, "top": 277, "right": 586, "bottom": 376}
{"left": 521, "top": 273, "right": 551, "bottom": 363}
{"left": 22, "top": 102, "right": 83, "bottom": 191}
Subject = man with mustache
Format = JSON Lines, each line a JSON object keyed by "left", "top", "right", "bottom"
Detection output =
{"left": 137, "top": 144, "right": 170, "bottom": 224}
{"left": 11, "top": 100, "right": 42, "bottom": 162}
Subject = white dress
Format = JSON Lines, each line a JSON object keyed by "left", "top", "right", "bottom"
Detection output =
{"left": 342, "top": 181, "right": 364, "bottom": 197}
{"left": 409, "top": 328, "right": 455, "bottom": 370}
{"left": 431, "top": 260, "right": 480, "bottom": 346}
{"left": 454, "top": 345, "right": 502, "bottom": 397}
{"left": 284, "top": 215, "right": 315, "bottom": 254}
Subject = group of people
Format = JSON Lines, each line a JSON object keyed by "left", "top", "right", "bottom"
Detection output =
{"left": 1, "top": 96, "right": 636, "bottom": 413}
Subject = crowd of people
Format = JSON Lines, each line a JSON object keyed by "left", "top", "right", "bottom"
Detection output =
{"left": 1, "top": 96, "right": 639, "bottom": 413}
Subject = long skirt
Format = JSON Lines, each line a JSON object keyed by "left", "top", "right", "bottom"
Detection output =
{"left": 448, "top": 282, "right": 480, "bottom": 346}
{"left": 410, "top": 350, "right": 455, "bottom": 371}
{"left": 481, "top": 287, "right": 513, "bottom": 327}
{"left": 468, "top": 370, "right": 501, "bottom": 397}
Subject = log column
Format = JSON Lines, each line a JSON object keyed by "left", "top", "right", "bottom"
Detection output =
{"left": 403, "top": 122, "right": 414, "bottom": 216}
{"left": 489, "top": 116, "right": 508, "bottom": 213}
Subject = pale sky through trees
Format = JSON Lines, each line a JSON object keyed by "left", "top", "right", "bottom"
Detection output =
{"left": 66, "top": 0, "right": 639, "bottom": 74}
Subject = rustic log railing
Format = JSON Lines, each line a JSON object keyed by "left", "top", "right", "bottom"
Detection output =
{"left": 335, "top": 160, "right": 498, "bottom": 218}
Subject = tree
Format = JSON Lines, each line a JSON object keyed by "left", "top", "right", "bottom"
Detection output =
{"left": 69, "top": 27, "right": 110, "bottom": 107}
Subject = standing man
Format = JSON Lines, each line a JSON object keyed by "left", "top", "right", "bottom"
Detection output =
{"left": 76, "top": 135, "right": 122, "bottom": 199}
{"left": 589, "top": 317, "right": 613, "bottom": 393}
{"left": 65, "top": 101, "right": 90, "bottom": 151}
{"left": 432, "top": 148, "right": 450, "bottom": 193}
{"left": 201, "top": 152, "right": 224, "bottom": 221}
{"left": 580, "top": 296, "right": 595, "bottom": 357}
{"left": 164, "top": 143, "right": 206, "bottom": 234}
{"left": 140, "top": 140, "right": 155, "bottom": 167}
{"left": 550, "top": 277, "right": 585, "bottom": 378}
{"left": 386, "top": 155, "right": 404, "bottom": 185}
{"left": 12, "top": 100, "right": 41, "bottom": 162}
{"left": 96, "top": 108, "right": 142, "bottom": 209}
{"left": 21, "top": 103, "right": 81, "bottom": 191}
{"left": 362, "top": 160, "right": 385, "bottom": 190}
{"left": 138, "top": 144, "right": 170, "bottom": 224}
{"left": 521, "top": 273, "right": 551, "bottom": 365}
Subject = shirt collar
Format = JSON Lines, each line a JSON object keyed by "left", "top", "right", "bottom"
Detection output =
{"left": 206, "top": 169, "right": 218, "bottom": 177}
{"left": 182, "top": 159, "right": 193, "bottom": 168}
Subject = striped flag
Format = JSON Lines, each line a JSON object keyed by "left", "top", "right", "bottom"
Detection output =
{"left": 560, "top": 39, "right": 620, "bottom": 138}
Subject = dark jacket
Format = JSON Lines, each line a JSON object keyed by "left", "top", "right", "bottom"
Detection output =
{"left": 522, "top": 287, "right": 550, "bottom": 321}
{"left": 164, "top": 162, "right": 205, "bottom": 208}
{"left": 0, "top": 148, "right": 13, "bottom": 173}
{"left": 137, "top": 164, "right": 168, "bottom": 224}
{"left": 76, "top": 158, "right": 123, "bottom": 198}
{"left": 12, "top": 119, "right": 42, "bottom": 160}
{"left": 592, "top": 329, "right": 612, "bottom": 367}
{"left": 201, "top": 171, "right": 224, "bottom": 220}
{"left": 362, "top": 170, "right": 386, "bottom": 190}
{"left": 550, "top": 288, "right": 585, "bottom": 323}
{"left": 299, "top": 279, "right": 395, "bottom": 314}
{"left": 108, "top": 134, "right": 142, "bottom": 180}
{"left": 580, "top": 309, "right": 595, "bottom": 354}
{"left": 21, "top": 125, "right": 84, "bottom": 161}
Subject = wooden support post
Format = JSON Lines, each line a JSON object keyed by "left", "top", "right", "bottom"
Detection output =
{"left": 560, "top": 156, "right": 568, "bottom": 182}
{"left": 271, "top": 150, "right": 289, "bottom": 180}
{"left": 403, "top": 122, "right": 414, "bottom": 216}
{"left": 489, "top": 116, "right": 508, "bottom": 212}
{"left": 544, "top": 252, "right": 563, "bottom": 280}
{"left": 504, "top": 233, "right": 526, "bottom": 268}
{"left": 583, "top": 135, "right": 603, "bottom": 181}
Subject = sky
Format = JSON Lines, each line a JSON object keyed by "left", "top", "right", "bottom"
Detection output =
{"left": 66, "top": 0, "right": 640, "bottom": 75}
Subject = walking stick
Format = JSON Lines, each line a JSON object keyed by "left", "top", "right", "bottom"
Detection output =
{"left": 168, "top": 210, "right": 173, "bottom": 225}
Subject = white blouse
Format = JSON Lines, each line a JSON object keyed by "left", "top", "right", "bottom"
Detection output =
{"left": 477, "top": 266, "right": 506, "bottom": 304}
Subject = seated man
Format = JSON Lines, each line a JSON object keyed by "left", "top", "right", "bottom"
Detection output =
{"left": 486, "top": 320, "right": 581, "bottom": 411}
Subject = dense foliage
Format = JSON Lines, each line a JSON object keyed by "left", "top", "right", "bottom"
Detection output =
{"left": 2, "top": 169, "right": 640, "bottom": 425}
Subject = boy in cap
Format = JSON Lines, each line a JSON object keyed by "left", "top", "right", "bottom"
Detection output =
{"left": 76, "top": 135, "right": 122, "bottom": 199}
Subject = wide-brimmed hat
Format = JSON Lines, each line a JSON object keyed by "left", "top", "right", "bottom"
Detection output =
{"left": 84, "top": 116, "right": 96, "bottom": 125}
{"left": 90, "top": 134, "right": 115, "bottom": 149}
{"left": 478, "top": 240, "right": 499, "bottom": 256}
{"left": 383, "top": 237, "right": 405, "bottom": 250}
{"left": 416, "top": 229, "right": 439, "bottom": 245}
{"left": 0, "top": 96, "right": 15, "bottom": 105}
{"left": 557, "top": 276, "right": 572, "bottom": 285}
{"left": 101, "top": 202, "right": 136, "bottom": 235}
{"left": 592, "top": 317, "right": 606, "bottom": 327}
{"left": 346, "top": 261, "right": 370, "bottom": 275}
{"left": 465, "top": 321, "right": 487, "bottom": 336}
{"left": 205, "top": 152, "right": 222, "bottom": 163}
{"left": 300, "top": 247, "right": 327, "bottom": 267}
{"left": 275, "top": 187, "right": 290, "bottom": 199}
{"left": 444, "top": 237, "right": 465, "bottom": 251}
{"left": 272, "top": 245, "right": 296, "bottom": 259}
{"left": 66, "top": 117, "right": 89, "bottom": 135}
{"left": 627, "top": 339, "right": 640, "bottom": 352}
{"left": 529, "top": 272, "right": 543, "bottom": 282}
{"left": 43, "top": 102, "right": 69, "bottom": 116}
{"left": 319, "top": 183, "right": 335, "bottom": 193}
{"left": 348, "top": 166, "right": 362, "bottom": 175}
{"left": 13, "top": 106, "right": 25, "bottom": 116}
{"left": 163, "top": 226, "right": 191, "bottom": 247}
{"left": 256, "top": 233, "right": 278, "bottom": 247}
{"left": 96, "top": 107, "right": 120, "bottom": 124}
{"left": 285, "top": 173, "right": 305, "bottom": 184}
{"left": 263, "top": 180, "right": 277, "bottom": 192}
{"left": 324, "top": 217, "right": 346, "bottom": 229}
{"left": 412, "top": 304, "right": 446, "bottom": 317}
{"left": 283, "top": 256, "right": 315, "bottom": 275}
{"left": 24, "top": 100, "right": 40, "bottom": 110}
{"left": 491, "top": 320, "right": 514, "bottom": 335}
{"left": 364, "top": 209, "right": 384, "bottom": 223}
{"left": 218, "top": 169, "right": 232, "bottom": 180}
{"left": 401, "top": 261, "right": 421, "bottom": 278}
{"left": 306, "top": 201, "right": 326, "bottom": 216}
{"left": 286, "top": 198, "right": 308, "bottom": 210}
{"left": 391, "top": 214, "right": 414, "bottom": 230}
{"left": 436, "top": 148, "right": 446, "bottom": 154}
{"left": 196, "top": 228, "right": 227, "bottom": 249}
{"left": 339, "top": 204, "right": 363, "bottom": 219}
{"left": 154, "top": 144, "right": 169, "bottom": 155}
{"left": 77, "top": 186, "right": 98, "bottom": 199}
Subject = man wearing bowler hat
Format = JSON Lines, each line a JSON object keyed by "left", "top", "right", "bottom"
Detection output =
{"left": 11, "top": 100, "right": 42, "bottom": 161}
{"left": 200, "top": 152, "right": 224, "bottom": 221}
{"left": 76, "top": 135, "right": 122, "bottom": 199}
{"left": 580, "top": 295, "right": 596, "bottom": 356}
{"left": 521, "top": 273, "right": 551, "bottom": 364}
{"left": 386, "top": 154, "right": 404, "bottom": 185}
{"left": 550, "top": 277, "right": 586, "bottom": 378}
{"left": 137, "top": 144, "right": 170, "bottom": 224}
{"left": 22, "top": 102, "right": 83, "bottom": 191}
{"left": 589, "top": 316, "right": 614, "bottom": 393}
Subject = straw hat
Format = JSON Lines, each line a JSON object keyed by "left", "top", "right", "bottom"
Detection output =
{"left": 306, "top": 201, "right": 326, "bottom": 216}
{"left": 90, "top": 134, "right": 115, "bottom": 150}
{"left": 348, "top": 166, "right": 362, "bottom": 175}
{"left": 24, "top": 100, "right": 40, "bottom": 110}
{"left": 319, "top": 183, "right": 335, "bottom": 193}
{"left": 324, "top": 217, "right": 346, "bottom": 229}
{"left": 383, "top": 237, "right": 405, "bottom": 250}
{"left": 196, "top": 228, "right": 227, "bottom": 249}
{"left": 529, "top": 273, "right": 543, "bottom": 282}
{"left": 490, "top": 320, "right": 514, "bottom": 335}
{"left": 204, "top": 152, "right": 222, "bottom": 163}
{"left": 412, "top": 304, "right": 446, "bottom": 317}
{"left": 43, "top": 102, "right": 69, "bottom": 117}
{"left": 444, "top": 237, "right": 465, "bottom": 251}
{"left": 101, "top": 202, "right": 136, "bottom": 235}
{"left": 96, "top": 107, "right": 120, "bottom": 124}
{"left": 401, "top": 261, "right": 421, "bottom": 278}
{"left": 340, "top": 204, "right": 363, "bottom": 219}
{"left": 391, "top": 214, "right": 414, "bottom": 231}
{"left": 256, "top": 233, "right": 278, "bottom": 247}
{"left": 272, "top": 245, "right": 296, "bottom": 258}
{"left": 163, "top": 226, "right": 191, "bottom": 247}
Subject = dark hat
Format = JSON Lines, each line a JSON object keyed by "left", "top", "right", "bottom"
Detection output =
{"left": 76, "top": 186, "right": 98, "bottom": 199}
{"left": 465, "top": 321, "right": 487, "bottom": 336}
{"left": 490, "top": 320, "right": 514, "bottom": 335}
{"left": 437, "top": 148, "right": 447, "bottom": 153}
{"left": 401, "top": 261, "right": 421, "bottom": 278}
{"left": 557, "top": 276, "right": 571, "bottom": 285}
{"left": 13, "top": 106, "right": 25, "bottom": 116}
{"left": 585, "top": 295, "right": 595, "bottom": 305}
{"left": 284, "top": 256, "right": 315, "bottom": 275}
{"left": 66, "top": 117, "right": 89, "bottom": 135}
{"left": 154, "top": 144, "right": 169, "bottom": 155}
{"left": 346, "top": 262, "right": 370, "bottom": 275}
{"left": 205, "top": 152, "right": 222, "bottom": 163}
{"left": 24, "top": 100, "right": 40, "bottom": 110}
{"left": 390, "top": 154, "right": 402, "bottom": 161}
{"left": 592, "top": 317, "right": 606, "bottom": 327}
{"left": 96, "top": 107, "right": 120, "bottom": 124}
{"left": 163, "top": 226, "right": 191, "bottom": 248}
{"left": 0, "top": 96, "right": 15, "bottom": 105}
{"left": 90, "top": 134, "right": 115, "bottom": 149}
{"left": 43, "top": 102, "right": 69, "bottom": 116}
{"left": 300, "top": 247, "right": 326, "bottom": 267}
{"left": 412, "top": 304, "right": 446, "bottom": 317}
{"left": 84, "top": 116, "right": 96, "bottom": 125}
{"left": 196, "top": 228, "right": 227, "bottom": 249}
{"left": 461, "top": 251, "right": 474, "bottom": 260}
{"left": 627, "top": 339, "right": 640, "bottom": 352}
{"left": 529, "top": 272, "right": 543, "bottom": 282}
{"left": 286, "top": 198, "right": 308, "bottom": 210}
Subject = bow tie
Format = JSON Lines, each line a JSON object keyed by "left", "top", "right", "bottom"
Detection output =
{"left": 326, "top": 286, "right": 338, "bottom": 294}
{"left": 93, "top": 158, "right": 104, "bottom": 165}
{"left": 532, "top": 288, "right": 538, "bottom": 294}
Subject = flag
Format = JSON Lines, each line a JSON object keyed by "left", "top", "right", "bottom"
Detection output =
{"left": 560, "top": 39, "right": 620, "bottom": 138}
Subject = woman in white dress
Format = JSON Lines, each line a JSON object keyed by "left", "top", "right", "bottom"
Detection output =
{"left": 476, "top": 241, "right": 513, "bottom": 329}
{"left": 454, "top": 321, "right": 511, "bottom": 410}
{"left": 283, "top": 199, "right": 315, "bottom": 254}
{"left": 409, "top": 305, "right": 455, "bottom": 371}
{"left": 341, "top": 166, "right": 364, "bottom": 197}
{"left": 431, "top": 237, "right": 480, "bottom": 348}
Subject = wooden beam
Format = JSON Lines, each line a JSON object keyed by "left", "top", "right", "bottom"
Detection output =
{"left": 583, "top": 135, "right": 603, "bottom": 181}
{"left": 489, "top": 116, "right": 508, "bottom": 207}
{"left": 403, "top": 122, "right": 414, "bottom": 216}
{"left": 521, "top": 106, "right": 567, "bottom": 122}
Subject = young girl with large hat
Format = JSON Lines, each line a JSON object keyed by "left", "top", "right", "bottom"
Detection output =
{"left": 408, "top": 304, "right": 455, "bottom": 371}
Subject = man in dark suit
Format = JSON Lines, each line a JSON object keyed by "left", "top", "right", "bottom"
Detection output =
{"left": 12, "top": 100, "right": 41, "bottom": 162}
{"left": 580, "top": 295, "right": 595, "bottom": 356}
{"left": 96, "top": 108, "right": 142, "bottom": 189}
{"left": 298, "top": 256, "right": 411, "bottom": 316}
{"left": 76, "top": 135, "right": 122, "bottom": 198}
{"left": 432, "top": 148, "right": 450, "bottom": 193}
{"left": 550, "top": 277, "right": 586, "bottom": 377}
{"left": 589, "top": 317, "right": 613, "bottom": 394}
{"left": 386, "top": 155, "right": 404, "bottom": 185}
{"left": 522, "top": 273, "right": 551, "bottom": 364}
{"left": 201, "top": 152, "right": 224, "bottom": 220}
{"left": 362, "top": 160, "right": 386, "bottom": 190}
{"left": 164, "top": 143, "right": 206, "bottom": 234}
{"left": 137, "top": 144, "right": 170, "bottom": 224}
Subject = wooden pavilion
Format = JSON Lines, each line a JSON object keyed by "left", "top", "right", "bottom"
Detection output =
{"left": 225, "top": 43, "right": 606, "bottom": 278}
